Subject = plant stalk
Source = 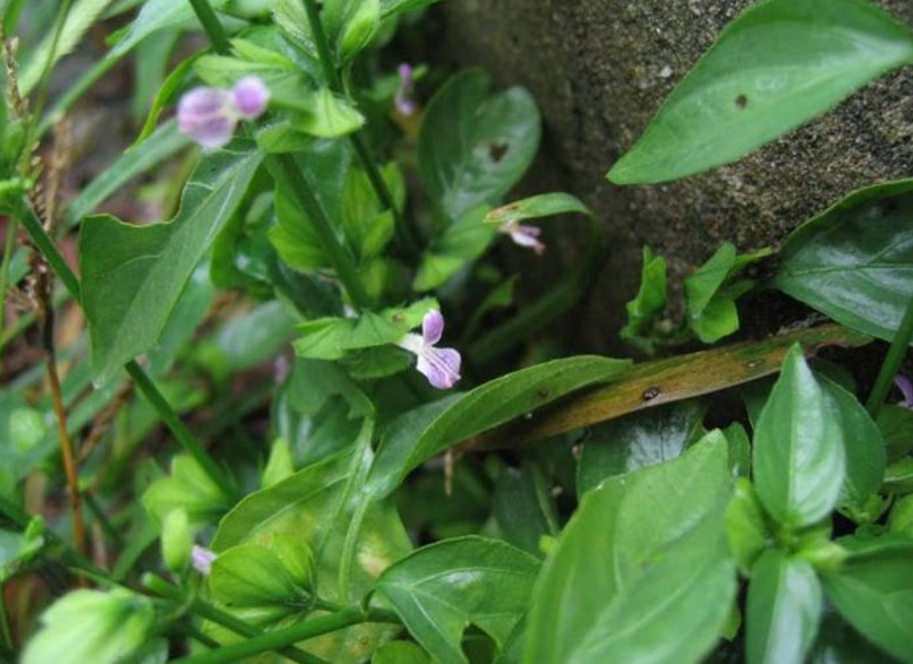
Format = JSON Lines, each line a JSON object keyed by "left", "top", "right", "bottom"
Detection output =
{"left": 866, "top": 295, "right": 913, "bottom": 418}
{"left": 143, "top": 575, "right": 329, "bottom": 664}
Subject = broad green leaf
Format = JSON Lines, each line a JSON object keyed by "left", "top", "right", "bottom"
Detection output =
{"left": 818, "top": 376, "right": 886, "bottom": 518}
{"left": 372, "top": 641, "right": 431, "bottom": 664}
{"left": 753, "top": 345, "right": 845, "bottom": 529}
{"left": 772, "top": 180, "right": 913, "bottom": 344}
{"left": 293, "top": 299, "right": 437, "bottom": 360}
{"left": 746, "top": 551, "right": 823, "bottom": 664}
{"left": 484, "top": 192, "right": 590, "bottom": 227}
{"left": 822, "top": 538, "right": 913, "bottom": 664}
{"left": 493, "top": 464, "right": 558, "bottom": 556}
{"left": 577, "top": 400, "right": 706, "bottom": 496}
{"left": 80, "top": 142, "right": 262, "bottom": 384}
{"left": 525, "top": 436, "right": 736, "bottom": 664}
{"left": 210, "top": 538, "right": 314, "bottom": 620}
{"left": 725, "top": 478, "right": 771, "bottom": 574}
{"left": 822, "top": 538, "right": 913, "bottom": 662}
{"left": 64, "top": 121, "right": 189, "bottom": 228}
{"left": 22, "top": 589, "right": 156, "bottom": 664}
{"left": 418, "top": 70, "right": 540, "bottom": 221}
{"left": 21, "top": 0, "right": 115, "bottom": 95}
{"left": 334, "top": 0, "right": 381, "bottom": 62}
{"left": 368, "top": 356, "right": 631, "bottom": 498}
{"left": 608, "top": 0, "right": 913, "bottom": 184}
{"left": 889, "top": 495, "right": 913, "bottom": 537}
{"left": 810, "top": 609, "right": 901, "bottom": 664}
{"left": 685, "top": 243, "right": 770, "bottom": 343}
{"left": 211, "top": 427, "right": 412, "bottom": 663}
{"left": 414, "top": 207, "right": 496, "bottom": 292}
{"left": 375, "top": 537, "right": 540, "bottom": 664}
{"left": 877, "top": 405, "right": 913, "bottom": 462}
{"left": 621, "top": 246, "right": 668, "bottom": 351}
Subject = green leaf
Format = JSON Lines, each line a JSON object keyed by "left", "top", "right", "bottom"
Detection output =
{"left": 368, "top": 356, "right": 631, "bottom": 498}
{"left": 0, "top": 392, "right": 52, "bottom": 482}
{"left": 524, "top": 436, "right": 736, "bottom": 664}
{"left": 211, "top": 426, "right": 412, "bottom": 663}
{"left": 608, "top": 0, "right": 913, "bottom": 184}
{"left": 161, "top": 508, "right": 192, "bottom": 574}
{"left": 336, "top": 0, "right": 381, "bottom": 62}
{"left": 142, "top": 455, "right": 230, "bottom": 526}
{"left": 484, "top": 192, "right": 590, "bottom": 227}
{"left": 372, "top": 641, "right": 431, "bottom": 664}
{"left": 418, "top": 70, "right": 540, "bottom": 221}
{"left": 414, "top": 207, "right": 497, "bottom": 292}
{"left": 753, "top": 345, "right": 845, "bottom": 529}
{"left": 725, "top": 478, "right": 771, "bottom": 574}
{"left": 810, "top": 609, "right": 900, "bottom": 664}
{"left": 210, "top": 537, "right": 313, "bottom": 617}
{"left": 21, "top": 0, "right": 116, "bottom": 95}
{"left": 772, "top": 180, "right": 913, "bottom": 344}
{"left": 293, "top": 299, "right": 437, "bottom": 361}
{"left": 0, "top": 519, "right": 44, "bottom": 581}
{"left": 818, "top": 376, "right": 886, "bottom": 518}
{"left": 493, "top": 464, "right": 558, "bottom": 556}
{"left": 685, "top": 243, "right": 771, "bottom": 343}
{"left": 293, "top": 87, "right": 366, "bottom": 139}
{"left": 64, "top": 121, "right": 189, "bottom": 228}
{"left": 22, "top": 589, "right": 156, "bottom": 664}
{"left": 822, "top": 539, "right": 913, "bottom": 663}
{"left": 877, "top": 405, "right": 913, "bottom": 463}
{"left": 621, "top": 246, "right": 668, "bottom": 350}
{"left": 380, "top": 0, "right": 449, "bottom": 18}
{"left": 108, "top": 0, "right": 231, "bottom": 60}
{"left": 375, "top": 537, "right": 541, "bottom": 664}
{"left": 577, "top": 400, "right": 706, "bottom": 496}
{"left": 80, "top": 142, "right": 262, "bottom": 384}
{"left": 746, "top": 550, "right": 823, "bottom": 664}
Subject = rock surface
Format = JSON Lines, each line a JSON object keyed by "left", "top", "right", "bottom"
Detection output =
{"left": 436, "top": 0, "right": 913, "bottom": 354}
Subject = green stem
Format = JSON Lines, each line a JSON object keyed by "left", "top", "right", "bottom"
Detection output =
{"left": 866, "top": 295, "right": 913, "bottom": 419}
{"left": 0, "top": 580, "right": 12, "bottom": 650}
{"left": 0, "top": 216, "right": 19, "bottom": 336}
{"left": 143, "top": 575, "right": 329, "bottom": 664}
{"left": 169, "top": 609, "right": 371, "bottom": 664}
{"left": 299, "top": 0, "right": 421, "bottom": 256}
{"left": 186, "top": 0, "right": 232, "bottom": 54}
{"left": 264, "top": 153, "right": 372, "bottom": 309}
{"left": 180, "top": 623, "right": 221, "bottom": 650}
{"left": 82, "top": 492, "right": 125, "bottom": 549}
{"left": 16, "top": 200, "right": 234, "bottom": 498}
{"left": 2, "top": 0, "right": 27, "bottom": 34}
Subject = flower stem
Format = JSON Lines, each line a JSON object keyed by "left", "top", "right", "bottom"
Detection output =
{"left": 143, "top": 574, "right": 329, "bottom": 664}
{"left": 299, "top": 0, "right": 421, "bottom": 257}
{"left": 866, "top": 295, "right": 913, "bottom": 419}
{"left": 186, "top": 0, "right": 232, "bottom": 54}
{"left": 15, "top": 200, "right": 235, "bottom": 499}
{"left": 168, "top": 609, "right": 372, "bottom": 664}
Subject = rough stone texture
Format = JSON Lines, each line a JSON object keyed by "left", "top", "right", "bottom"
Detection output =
{"left": 436, "top": 0, "right": 913, "bottom": 354}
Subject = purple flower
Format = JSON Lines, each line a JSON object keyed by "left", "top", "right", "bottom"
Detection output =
{"left": 191, "top": 545, "right": 216, "bottom": 575}
{"left": 896, "top": 375, "right": 913, "bottom": 408}
{"left": 397, "top": 310, "right": 462, "bottom": 389}
{"left": 500, "top": 221, "right": 546, "bottom": 255}
{"left": 177, "top": 76, "right": 270, "bottom": 149}
{"left": 394, "top": 63, "right": 418, "bottom": 117}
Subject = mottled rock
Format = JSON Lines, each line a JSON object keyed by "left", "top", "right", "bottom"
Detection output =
{"left": 437, "top": 0, "right": 912, "bottom": 354}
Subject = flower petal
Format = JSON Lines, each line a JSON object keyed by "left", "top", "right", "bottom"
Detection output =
{"left": 509, "top": 225, "right": 546, "bottom": 255}
{"left": 231, "top": 76, "right": 270, "bottom": 119}
{"left": 895, "top": 375, "right": 913, "bottom": 408}
{"left": 191, "top": 545, "right": 216, "bottom": 575}
{"left": 177, "top": 87, "right": 238, "bottom": 149}
{"left": 422, "top": 309, "right": 445, "bottom": 345}
{"left": 416, "top": 346, "right": 461, "bottom": 390}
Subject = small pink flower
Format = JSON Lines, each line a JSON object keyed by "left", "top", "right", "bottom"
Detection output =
{"left": 191, "top": 545, "right": 216, "bottom": 575}
{"left": 178, "top": 76, "right": 270, "bottom": 149}
{"left": 397, "top": 310, "right": 461, "bottom": 389}
{"left": 895, "top": 375, "right": 913, "bottom": 409}
{"left": 394, "top": 63, "right": 418, "bottom": 117}
{"left": 501, "top": 221, "right": 545, "bottom": 255}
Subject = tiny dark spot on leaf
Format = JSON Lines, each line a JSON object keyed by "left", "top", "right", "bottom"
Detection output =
{"left": 735, "top": 94, "right": 748, "bottom": 109}
{"left": 536, "top": 388, "right": 550, "bottom": 400}
{"left": 642, "top": 386, "right": 661, "bottom": 402}
{"left": 489, "top": 142, "right": 509, "bottom": 162}
{"left": 392, "top": 313, "right": 404, "bottom": 323}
